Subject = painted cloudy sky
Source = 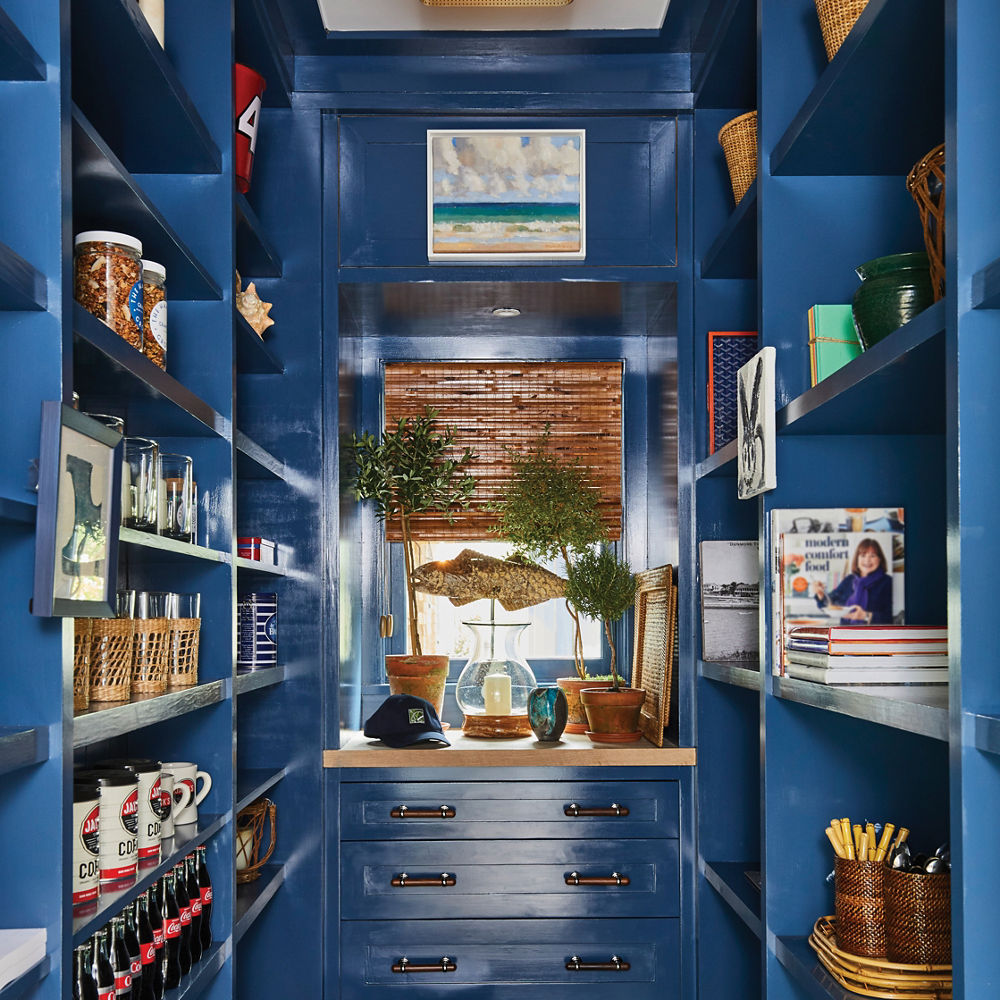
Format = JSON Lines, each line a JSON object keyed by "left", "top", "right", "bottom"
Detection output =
{"left": 431, "top": 133, "right": 582, "bottom": 204}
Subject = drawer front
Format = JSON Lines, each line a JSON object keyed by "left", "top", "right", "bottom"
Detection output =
{"left": 341, "top": 918, "right": 679, "bottom": 999}
{"left": 341, "top": 839, "right": 678, "bottom": 919}
{"left": 340, "top": 780, "right": 678, "bottom": 840}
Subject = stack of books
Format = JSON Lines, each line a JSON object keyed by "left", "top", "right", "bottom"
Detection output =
{"left": 784, "top": 625, "right": 948, "bottom": 686}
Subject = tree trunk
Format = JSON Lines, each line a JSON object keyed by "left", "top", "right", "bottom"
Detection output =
{"left": 399, "top": 511, "right": 422, "bottom": 656}
{"left": 561, "top": 545, "right": 586, "bottom": 680}
{"left": 604, "top": 619, "right": 620, "bottom": 690}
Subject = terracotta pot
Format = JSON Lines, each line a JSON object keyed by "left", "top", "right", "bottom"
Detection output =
{"left": 580, "top": 686, "right": 646, "bottom": 743}
{"left": 385, "top": 654, "right": 449, "bottom": 718}
{"left": 556, "top": 677, "right": 595, "bottom": 734}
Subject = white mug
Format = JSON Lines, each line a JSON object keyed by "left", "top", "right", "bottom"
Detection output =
{"left": 161, "top": 762, "right": 211, "bottom": 827}
{"left": 158, "top": 771, "right": 192, "bottom": 840}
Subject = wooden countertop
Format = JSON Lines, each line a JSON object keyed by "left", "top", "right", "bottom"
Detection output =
{"left": 323, "top": 730, "right": 696, "bottom": 768}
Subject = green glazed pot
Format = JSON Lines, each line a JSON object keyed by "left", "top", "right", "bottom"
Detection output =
{"left": 851, "top": 252, "right": 934, "bottom": 350}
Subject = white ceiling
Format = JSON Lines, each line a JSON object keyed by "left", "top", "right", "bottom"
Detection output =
{"left": 315, "top": 0, "right": 671, "bottom": 33}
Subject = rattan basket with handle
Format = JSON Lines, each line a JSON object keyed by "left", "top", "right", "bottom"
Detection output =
{"left": 235, "top": 798, "right": 276, "bottom": 884}
{"left": 835, "top": 857, "right": 887, "bottom": 958}
{"left": 73, "top": 618, "right": 93, "bottom": 712}
{"left": 166, "top": 618, "right": 201, "bottom": 688}
{"left": 89, "top": 617, "right": 135, "bottom": 702}
{"left": 815, "top": 0, "right": 869, "bottom": 61}
{"left": 718, "top": 111, "right": 757, "bottom": 206}
{"left": 906, "top": 144, "right": 946, "bottom": 301}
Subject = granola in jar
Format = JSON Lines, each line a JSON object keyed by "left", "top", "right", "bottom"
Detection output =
{"left": 140, "top": 259, "right": 167, "bottom": 369}
{"left": 74, "top": 231, "right": 144, "bottom": 352}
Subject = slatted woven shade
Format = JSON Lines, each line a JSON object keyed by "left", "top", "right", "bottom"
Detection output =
{"left": 384, "top": 361, "right": 623, "bottom": 541}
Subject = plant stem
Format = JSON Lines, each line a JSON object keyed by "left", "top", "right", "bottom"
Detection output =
{"left": 604, "top": 619, "right": 620, "bottom": 690}
{"left": 561, "top": 544, "right": 587, "bottom": 680}
{"left": 399, "top": 510, "right": 422, "bottom": 656}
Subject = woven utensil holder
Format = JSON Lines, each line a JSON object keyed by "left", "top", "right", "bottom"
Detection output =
{"left": 885, "top": 868, "right": 951, "bottom": 965}
{"left": 718, "top": 111, "right": 757, "bottom": 206}
{"left": 835, "top": 857, "right": 887, "bottom": 958}
{"left": 815, "top": 0, "right": 869, "bottom": 61}
{"left": 166, "top": 618, "right": 201, "bottom": 688}
{"left": 907, "top": 143, "right": 946, "bottom": 302}
{"left": 235, "top": 798, "right": 276, "bottom": 884}
{"left": 73, "top": 618, "right": 93, "bottom": 712}
{"left": 132, "top": 617, "right": 170, "bottom": 695}
{"left": 89, "top": 618, "right": 135, "bottom": 702}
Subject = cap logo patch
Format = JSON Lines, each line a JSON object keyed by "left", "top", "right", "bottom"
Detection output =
{"left": 408, "top": 708, "right": 426, "bottom": 725}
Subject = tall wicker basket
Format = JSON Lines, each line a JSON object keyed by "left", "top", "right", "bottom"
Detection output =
{"left": 73, "top": 618, "right": 93, "bottom": 713}
{"left": 718, "top": 111, "right": 757, "bottom": 206}
{"left": 815, "top": 0, "right": 869, "bottom": 61}
{"left": 907, "top": 143, "right": 946, "bottom": 301}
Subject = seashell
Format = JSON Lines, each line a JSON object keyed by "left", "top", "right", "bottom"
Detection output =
{"left": 235, "top": 278, "right": 274, "bottom": 338}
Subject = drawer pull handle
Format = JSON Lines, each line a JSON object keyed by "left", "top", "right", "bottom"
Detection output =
{"left": 391, "top": 804, "right": 456, "bottom": 819}
{"left": 391, "top": 872, "right": 456, "bottom": 887}
{"left": 565, "top": 871, "right": 630, "bottom": 886}
{"left": 566, "top": 955, "right": 631, "bottom": 972}
{"left": 564, "top": 802, "right": 629, "bottom": 817}
{"left": 392, "top": 957, "right": 457, "bottom": 974}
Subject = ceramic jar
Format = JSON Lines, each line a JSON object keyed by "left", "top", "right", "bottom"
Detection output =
{"left": 851, "top": 252, "right": 934, "bottom": 349}
{"left": 527, "top": 686, "right": 568, "bottom": 742}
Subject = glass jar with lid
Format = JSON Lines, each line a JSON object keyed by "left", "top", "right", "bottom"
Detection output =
{"left": 140, "top": 259, "right": 167, "bottom": 369}
{"left": 73, "top": 231, "right": 144, "bottom": 352}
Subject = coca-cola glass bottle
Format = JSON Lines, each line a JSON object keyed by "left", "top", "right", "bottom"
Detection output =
{"left": 74, "top": 941, "right": 98, "bottom": 1000}
{"left": 110, "top": 914, "right": 133, "bottom": 998}
{"left": 136, "top": 894, "right": 161, "bottom": 1000}
{"left": 160, "top": 870, "right": 183, "bottom": 990}
{"left": 147, "top": 884, "right": 164, "bottom": 963}
{"left": 196, "top": 845, "right": 213, "bottom": 952}
{"left": 92, "top": 930, "right": 114, "bottom": 1000}
{"left": 172, "top": 861, "right": 192, "bottom": 974}
{"left": 184, "top": 853, "right": 202, "bottom": 965}
{"left": 123, "top": 903, "right": 142, "bottom": 995}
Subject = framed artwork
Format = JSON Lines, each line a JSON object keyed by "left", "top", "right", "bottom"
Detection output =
{"left": 707, "top": 330, "right": 758, "bottom": 454}
{"left": 631, "top": 565, "right": 677, "bottom": 748}
{"left": 737, "top": 346, "right": 777, "bottom": 500}
{"left": 32, "top": 402, "right": 123, "bottom": 617}
{"left": 427, "top": 128, "right": 586, "bottom": 260}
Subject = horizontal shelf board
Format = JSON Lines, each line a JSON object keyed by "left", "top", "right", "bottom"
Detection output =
{"left": 700, "top": 182, "right": 756, "bottom": 280}
{"left": 970, "top": 712, "right": 1000, "bottom": 754}
{"left": 235, "top": 430, "right": 285, "bottom": 481}
{"left": 73, "top": 680, "right": 227, "bottom": 748}
{"left": 235, "top": 309, "right": 283, "bottom": 374}
{"left": 234, "top": 666, "right": 285, "bottom": 696}
{"left": 235, "top": 556, "right": 285, "bottom": 577}
{"left": 0, "top": 240, "right": 46, "bottom": 311}
{"left": 701, "top": 860, "right": 762, "bottom": 938}
{"left": 234, "top": 865, "right": 285, "bottom": 943}
{"left": 72, "top": 0, "right": 219, "bottom": 173}
{"left": 73, "top": 304, "right": 228, "bottom": 438}
{"left": 72, "top": 108, "right": 221, "bottom": 300}
{"left": 0, "top": 7, "right": 45, "bottom": 81}
{"left": 235, "top": 0, "right": 293, "bottom": 108}
{"left": 771, "top": 0, "right": 945, "bottom": 176}
{"left": 120, "top": 527, "right": 230, "bottom": 564}
{"left": 0, "top": 497, "right": 36, "bottom": 526}
{"left": 971, "top": 256, "right": 1000, "bottom": 310}
{"left": 235, "top": 767, "right": 286, "bottom": 814}
{"left": 772, "top": 676, "right": 948, "bottom": 741}
{"left": 0, "top": 726, "right": 48, "bottom": 777}
{"left": 0, "top": 955, "right": 49, "bottom": 1000}
{"left": 235, "top": 193, "right": 282, "bottom": 278}
{"left": 699, "top": 660, "right": 761, "bottom": 691}
{"left": 777, "top": 299, "right": 945, "bottom": 436}
{"left": 695, "top": 439, "right": 737, "bottom": 479}
{"left": 164, "top": 942, "right": 228, "bottom": 1000}
{"left": 773, "top": 935, "right": 856, "bottom": 1000}
{"left": 72, "top": 812, "right": 229, "bottom": 944}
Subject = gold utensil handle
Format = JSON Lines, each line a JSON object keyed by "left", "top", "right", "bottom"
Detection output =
{"left": 566, "top": 955, "right": 631, "bottom": 972}
{"left": 565, "top": 871, "right": 630, "bottom": 886}
{"left": 392, "top": 957, "right": 457, "bottom": 974}
{"left": 564, "top": 803, "right": 630, "bottom": 817}
{"left": 391, "top": 873, "right": 456, "bottom": 887}
{"left": 391, "top": 804, "right": 456, "bottom": 819}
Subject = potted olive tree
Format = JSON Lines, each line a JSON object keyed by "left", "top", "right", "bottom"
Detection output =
{"left": 344, "top": 407, "right": 476, "bottom": 715}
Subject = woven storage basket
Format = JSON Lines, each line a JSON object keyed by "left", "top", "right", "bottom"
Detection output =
{"left": 89, "top": 618, "right": 135, "bottom": 702}
{"left": 718, "top": 111, "right": 757, "bottom": 206}
{"left": 73, "top": 618, "right": 93, "bottom": 712}
{"left": 907, "top": 144, "right": 946, "bottom": 301}
{"left": 166, "top": 618, "right": 201, "bottom": 688}
{"left": 815, "top": 0, "right": 869, "bottom": 61}
{"left": 885, "top": 868, "right": 951, "bottom": 966}
{"left": 235, "top": 798, "right": 276, "bottom": 884}
{"left": 835, "top": 857, "right": 887, "bottom": 958}
{"left": 132, "top": 617, "right": 170, "bottom": 695}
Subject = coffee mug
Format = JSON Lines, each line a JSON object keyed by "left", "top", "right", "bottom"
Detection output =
{"left": 161, "top": 762, "right": 211, "bottom": 827}
{"left": 158, "top": 771, "right": 192, "bottom": 840}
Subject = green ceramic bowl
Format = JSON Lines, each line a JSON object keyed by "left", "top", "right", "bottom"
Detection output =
{"left": 851, "top": 252, "right": 934, "bottom": 349}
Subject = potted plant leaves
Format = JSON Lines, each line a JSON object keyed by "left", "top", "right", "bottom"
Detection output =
{"left": 344, "top": 407, "right": 476, "bottom": 716}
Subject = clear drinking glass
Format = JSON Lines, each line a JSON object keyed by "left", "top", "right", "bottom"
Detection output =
{"left": 115, "top": 589, "right": 136, "bottom": 618}
{"left": 123, "top": 437, "right": 159, "bottom": 532}
{"left": 136, "top": 591, "right": 175, "bottom": 619}
{"left": 168, "top": 593, "right": 201, "bottom": 619}
{"left": 158, "top": 453, "right": 195, "bottom": 543}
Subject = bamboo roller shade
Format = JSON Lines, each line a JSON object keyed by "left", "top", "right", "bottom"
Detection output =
{"left": 383, "top": 361, "right": 623, "bottom": 541}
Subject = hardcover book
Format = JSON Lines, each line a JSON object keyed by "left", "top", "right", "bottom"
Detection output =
{"left": 808, "top": 304, "right": 863, "bottom": 386}
{"left": 785, "top": 663, "right": 948, "bottom": 686}
{"left": 699, "top": 540, "right": 759, "bottom": 663}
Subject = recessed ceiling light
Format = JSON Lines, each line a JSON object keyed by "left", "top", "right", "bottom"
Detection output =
{"left": 491, "top": 307, "right": 521, "bottom": 317}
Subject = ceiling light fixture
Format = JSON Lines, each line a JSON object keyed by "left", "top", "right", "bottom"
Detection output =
{"left": 491, "top": 307, "right": 522, "bottom": 317}
{"left": 422, "top": 0, "right": 572, "bottom": 7}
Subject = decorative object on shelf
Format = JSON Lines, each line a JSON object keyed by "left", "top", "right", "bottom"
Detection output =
{"left": 814, "top": 0, "right": 869, "bottom": 61}
{"left": 87, "top": 613, "right": 134, "bottom": 704}
{"left": 140, "top": 259, "right": 167, "bottom": 369}
{"left": 93, "top": 758, "right": 163, "bottom": 864}
{"left": 73, "top": 617, "right": 93, "bottom": 711}
{"left": 718, "top": 111, "right": 757, "bottom": 205}
{"left": 385, "top": 653, "right": 449, "bottom": 718}
{"left": 123, "top": 436, "right": 159, "bottom": 533}
{"left": 708, "top": 330, "right": 758, "bottom": 455}
{"left": 73, "top": 231, "right": 145, "bottom": 353}
{"left": 427, "top": 129, "right": 585, "bottom": 260}
{"left": 364, "top": 693, "right": 451, "bottom": 747}
{"left": 885, "top": 866, "right": 951, "bottom": 965}
{"left": 808, "top": 305, "right": 862, "bottom": 386}
{"left": 238, "top": 536, "right": 277, "bottom": 564}
{"left": 137, "top": 0, "right": 165, "bottom": 46}
{"left": 906, "top": 143, "right": 946, "bottom": 302}
{"left": 632, "top": 565, "right": 678, "bottom": 747}
{"left": 161, "top": 761, "right": 212, "bottom": 826}
{"left": 157, "top": 771, "right": 192, "bottom": 841}
{"left": 72, "top": 779, "right": 100, "bottom": 911}
{"left": 74, "top": 768, "right": 139, "bottom": 885}
{"left": 235, "top": 797, "right": 277, "bottom": 884}
{"left": 233, "top": 64, "right": 266, "bottom": 195}
{"left": 166, "top": 592, "right": 201, "bottom": 689}
{"left": 699, "top": 542, "right": 758, "bottom": 664}
{"left": 736, "top": 346, "right": 776, "bottom": 500}
{"left": 834, "top": 856, "right": 887, "bottom": 958}
{"left": 234, "top": 270, "right": 274, "bottom": 338}
{"left": 158, "top": 453, "right": 195, "bottom": 543}
{"left": 527, "top": 685, "right": 568, "bottom": 742}
{"left": 851, "top": 252, "right": 934, "bottom": 350}
{"left": 32, "top": 403, "right": 123, "bottom": 618}
{"left": 238, "top": 591, "right": 278, "bottom": 672}
{"left": 130, "top": 590, "right": 170, "bottom": 696}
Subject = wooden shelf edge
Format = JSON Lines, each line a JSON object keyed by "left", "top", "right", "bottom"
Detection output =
{"left": 970, "top": 711, "right": 1000, "bottom": 754}
{"left": 234, "top": 865, "right": 285, "bottom": 944}
{"left": 235, "top": 556, "right": 285, "bottom": 577}
{"left": 234, "top": 429, "right": 286, "bottom": 481}
{"left": 971, "top": 256, "right": 1000, "bottom": 310}
{"left": 0, "top": 954, "right": 49, "bottom": 1000}
{"left": 0, "top": 240, "right": 46, "bottom": 311}
{"left": 0, "top": 726, "right": 49, "bottom": 777}
{"left": 120, "top": 526, "right": 230, "bottom": 564}
{"left": 696, "top": 439, "right": 738, "bottom": 479}
{"left": 0, "top": 497, "right": 36, "bottom": 526}
{"left": 699, "top": 660, "right": 761, "bottom": 691}
{"left": 773, "top": 934, "right": 852, "bottom": 1000}
{"left": 701, "top": 860, "right": 762, "bottom": 939}
{"left": 235, "top": 767, "right": 287, "bottom": 814}
{"left": 234, "top": 666, "right": 285, "bottom": 696}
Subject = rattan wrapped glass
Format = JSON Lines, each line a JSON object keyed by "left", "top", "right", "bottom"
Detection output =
{"left": 73, "top": 618, "right": 93, "bottom": 712}
{"left": 166, "top": 618, "right": 201, "bottom": 688}
{"left": 132, "top": 617, "right": 170, "bottom": 695}
{"left": 89, "top": 617, "right": 135, "bottom": 702}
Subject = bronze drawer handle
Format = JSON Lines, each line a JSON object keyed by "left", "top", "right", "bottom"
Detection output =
{"left": 391, "top": 804, "right": 456, "bottom": 819}
{"left": 565, "top": 871, "right": 630, "bottom": 886}
{"left": 566, "top": 955, "right": 631, "bottom": 972}
{"left": 564, "top": 802, "right": 629, "bottom": 817}
{"left": 392, "top": 957, "right": 457, "bottom": 974}
{"left": 391, "top": 872, "right": 456, "bottom": 887}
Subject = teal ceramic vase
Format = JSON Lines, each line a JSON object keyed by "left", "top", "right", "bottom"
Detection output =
{"left": 527, "top": 686, "right": 568, "bottom": 743}
{"left": 851, "top": 252, "right": 934, "bottom": 349}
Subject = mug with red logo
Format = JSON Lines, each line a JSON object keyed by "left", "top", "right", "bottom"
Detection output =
{"left": 161, "top": 762, "right": 211, "bottom": 827}
{"left": 158, "top": 771, "right": 192, "bottom": 840}
{"left": 75, "top": 768, "right": 139, "bottom": 884}
{"left": 73, "top": 780, "right": 101, "bottom": 909}
{"left": 95, "top": 758, "right": 164, "bottom": 865}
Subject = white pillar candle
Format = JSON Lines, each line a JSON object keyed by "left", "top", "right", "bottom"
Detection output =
{"left": 482, "top": 672, "right": 512, "bottom": 715}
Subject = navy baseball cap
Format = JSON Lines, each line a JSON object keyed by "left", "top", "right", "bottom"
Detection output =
{"left": 363, "top": 694, "right": 451, "bottom": 748}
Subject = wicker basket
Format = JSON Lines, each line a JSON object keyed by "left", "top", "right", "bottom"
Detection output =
{"left": 73, "top": 619, "right": 93, "bottom": 712}
{"left": 166, "top": 618, "right": 201, "bottom": 688}
{"left": 815, "top": 0, "right": 869, "bottom": 61}
{"left": 907, "top": 144, "right": 946, "bottom": 301}
{"left": 718, "top": 111, "right": 757, "bottom": 206}
{"left": 885, "top": 868, "right": 951, "bottom": 966}
{"left": 89, "top": 618, "right": 135, "bottom": 702}
{"left": 132, "top": 618, "right": 170, "bottom": 695}
{"left": 835, "top": 857, "right": 887, "bottom": 958}
{"left": 235, "top": 798, "right": 276, "bottom": 884}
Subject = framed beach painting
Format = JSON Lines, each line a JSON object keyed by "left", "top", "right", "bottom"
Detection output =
{"left": 427, "top": 128, "right": 586, "bottom": 260}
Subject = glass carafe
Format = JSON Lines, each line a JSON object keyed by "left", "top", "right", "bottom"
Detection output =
{"left": 455, "top": 622, "right": 537, "bottom": 725}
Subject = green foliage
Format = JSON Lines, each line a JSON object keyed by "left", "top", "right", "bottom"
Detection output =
{"left": 566, "top": 547, "right": 637, "bottom": 626}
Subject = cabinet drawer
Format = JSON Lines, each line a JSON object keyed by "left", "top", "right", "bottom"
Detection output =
{"left": 341, "top": 918, "right": 678, "bottom": 999}
{"left": 340, "top": 781, "right": 678, "bottom": 840}
{"left": 341, "top": 839, "right": 678, "bottom": 919}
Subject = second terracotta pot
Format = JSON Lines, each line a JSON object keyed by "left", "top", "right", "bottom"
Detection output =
{"left": 580, "top": 686, "right": 646, "bottom": 743}
{"left": 385, "top": 654, "right": 449, "bottom": 718}
{"left": 556, "top": 677, "right": 595, "bottom": 734}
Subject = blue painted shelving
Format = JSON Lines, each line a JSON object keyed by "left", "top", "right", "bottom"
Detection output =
{"left": 695, "top": 439, "right": 737, "bottom": 480}
{"left": 699, "top": 661, "right": 760, "bottom": 692}
{"left": 235, "top": 193, "right": 282, "bottom": 279}
{"left": 0, "top": 956, "right": 50, "bottom": 1000}
{"left": 235, "top": 310, "right": 283, "bottom": 375}
{"left": 700, "top": 183, "right": 756, "bottom": 281}
{"left": 0, "top": 726, "right": 48, "bottom": 777}
{"left": 234, "top": 866, "right": 285, "bottom": 943}
{"left": 234, "top": 430, "right": 286, "bottom": 482}
{"left": 0, "top": 241, "right": 45, "bottom": 311}
{"left": 701, "top": 861, "right": 761, "bottom": 939}
{"left": 0, "top": 7, "right": 44, "bottom": 81}
{"left": 164, "top": 943, "right": 229, "bottom": 999}
{"left": 234, "top": 666, "right": 284, "bottom": 697}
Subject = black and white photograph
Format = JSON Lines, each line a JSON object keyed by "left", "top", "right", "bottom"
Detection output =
{"left": 699, "top": 540, "right": 759, "bottom": 663}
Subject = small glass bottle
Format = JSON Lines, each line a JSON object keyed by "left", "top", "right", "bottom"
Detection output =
{"left": 73, "top": 231, "right": 144, "bottom": 351}
{"left": 140, "top": 260, "right": 167, "bottom": 370}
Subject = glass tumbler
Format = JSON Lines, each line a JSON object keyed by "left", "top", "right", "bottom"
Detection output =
{"left": 158, "top": 453, "right": 195, "bottom": 543}
{"left": 124, "top": 437, "right": 159, "bottom": 532}
{"left": 168, "top": 593, "right": 201, "bottom": 619}
{"left": 115, "top": 589, "right": 136, "bottom": 619}
{"left": 136, "top": 591, "right": 175, "bottom": 619}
